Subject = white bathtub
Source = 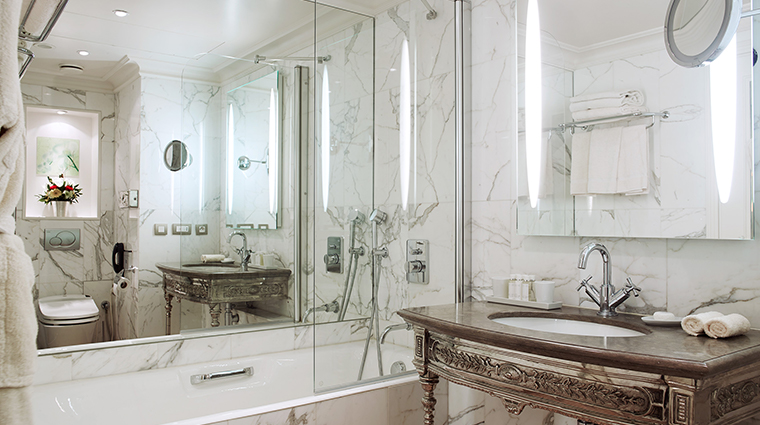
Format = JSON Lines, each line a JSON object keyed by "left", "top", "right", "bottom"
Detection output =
{"left": 32, "top": 341, "right": 416, "bottom": 425}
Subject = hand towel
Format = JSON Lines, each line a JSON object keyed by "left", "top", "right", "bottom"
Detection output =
{"left": 586, "top": 127, "right": 623, "bottom": 194}
{"left": 201, "top": 254, "right": 225, "bottom": 263}
{"left": 0, "top": 0, "right": 25, "bottom": 235}
{"left": 616, "top": 125, "right": 649, "bottom": 195}
{"left": 704, "top": 314, "right": 751, "bottom": 339}
{"left": 571, "top": 106, "right": 648, "bottom": 122}
{"left": 681, "top": 311, "right": 724, "bottom": 336}
{"left": 570, "top": 131, "right": 592, "bottom": 195}
{"left": 569, "top": 90, "right": 645, "bottom": 112}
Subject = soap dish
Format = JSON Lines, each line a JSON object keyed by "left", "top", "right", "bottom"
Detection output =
{"left": 486, "top": 296, "right": 562, "bottom": 310}
{"left": 641, "top": 316, "right": 683, "bottom": 326}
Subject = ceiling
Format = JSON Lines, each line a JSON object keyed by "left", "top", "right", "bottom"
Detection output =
{"left": 532, "top": 0, "right": 669, "bottom": 50}
{"left": 22, "top": 0, "right": 398, "bottom": 91}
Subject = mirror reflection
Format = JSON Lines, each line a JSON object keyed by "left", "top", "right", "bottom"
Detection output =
{"left": 163, "top": 140, "right": 191, "bottom": 171}
{"left": 516, "top": 0, "right": 753, "bottom": 239}
{"left": 226, "top": 71, "right": 281, "bottom": 229}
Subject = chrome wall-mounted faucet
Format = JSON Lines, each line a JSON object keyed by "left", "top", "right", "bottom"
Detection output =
{"left": 227, "top": 230, "right": 253, "bottom": 271}
{"left": 576, "top": 242, "right": 641, "bottom": 317}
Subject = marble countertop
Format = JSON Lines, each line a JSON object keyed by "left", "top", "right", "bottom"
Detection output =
{"left": 156, "top": 262, "right": 292, "bottom": 280}
{"left": 398, "top": 301, "right": 760, "bottom": 379}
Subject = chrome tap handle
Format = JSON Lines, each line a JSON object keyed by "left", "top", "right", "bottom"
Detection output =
{"left": 624, "top": 277, "right": 641, "bottom": 297}
{"left": 576, "top": 275, "right": 593, "bottom": 292}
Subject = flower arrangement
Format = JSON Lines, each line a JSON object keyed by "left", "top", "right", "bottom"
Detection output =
{"left": 37, "top": 174, "right": 82, "bottom": 204}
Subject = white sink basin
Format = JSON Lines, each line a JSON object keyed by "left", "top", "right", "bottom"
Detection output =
{"left": 491, "top": 317, "right": 645, "bottom": 338}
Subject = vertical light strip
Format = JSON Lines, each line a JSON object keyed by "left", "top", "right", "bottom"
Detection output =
{"left": 321, "top": 66, "right": 331, "bottom": 212}
{"left": 709, "top": 34, "right": 737, "bottom": 204}
{"left": 400, "top": 38, "right": 411, "bottom": 210}
{"left": 199, "top": 122, "right": 205, "bottom": 212}
{"left": 525, "top": 0, "right": 542, "bottom": 208}
{"left": 269, "top": 88, "right": 278, "bottom": 214}
{"left": 227, "top": 103, "right": 235, "bottom": 215}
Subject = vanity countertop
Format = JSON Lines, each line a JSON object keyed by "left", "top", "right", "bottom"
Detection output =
{"left": 397, "top": 301, "right": 760, "bottom": 379}
{"left": 156, "top": 262, "right": 291, "bottom": 280}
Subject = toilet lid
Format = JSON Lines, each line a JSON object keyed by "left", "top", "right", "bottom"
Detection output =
{"left": 38, "top": 295, "right": 99, "bottom": 321}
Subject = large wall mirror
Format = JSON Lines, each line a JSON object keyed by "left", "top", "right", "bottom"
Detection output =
{"left": 516, "top": 0, "right": 754, "bottom": 240}
{"left": 226, "top": 70, "right": 282, "bottom": 229}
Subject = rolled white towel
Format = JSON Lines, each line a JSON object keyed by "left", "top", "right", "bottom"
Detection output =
{"left": 704, "top": 314, "right": 751, "bottom": 339}
{"left": 681, "top": 311, "right": 724, "bottom": 336}
{"left": 201, "top": 254, "right": 225, "bottom": 263}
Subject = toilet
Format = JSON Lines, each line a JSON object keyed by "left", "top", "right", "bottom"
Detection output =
{"left": 37, "top": 294, "right": 99, "bottom": 349}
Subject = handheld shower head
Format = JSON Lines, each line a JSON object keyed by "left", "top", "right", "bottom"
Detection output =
{"left": 348, "top": 209, "right": 366, "bottom": 224}
{"left": 369, "top": 209, "right": 387, "bottom": 224}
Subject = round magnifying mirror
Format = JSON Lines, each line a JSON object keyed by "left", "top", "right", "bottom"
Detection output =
{"left": 665, "top": 0, "right": 742, "bottom": 67}
{"left": 163, "top": 140, "right": 192, "bottom": 171}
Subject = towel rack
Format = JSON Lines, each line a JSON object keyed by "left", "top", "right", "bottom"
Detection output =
{"left": 19, "top": 0, "right": 70, "bottom": 43}
{"left": 558, "top": 111, "right": 670, "bottom": 133}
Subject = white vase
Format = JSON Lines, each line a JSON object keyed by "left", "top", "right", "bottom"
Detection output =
{"left": 52, "top": 201, "right": 69, "bottom": 218}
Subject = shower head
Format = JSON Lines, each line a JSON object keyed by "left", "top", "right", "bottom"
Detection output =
{"left": 369, "top": 209, "right": 387, "bottom": 224}
{"left": 348, "top": 209, "right": 366, "bottom": 224}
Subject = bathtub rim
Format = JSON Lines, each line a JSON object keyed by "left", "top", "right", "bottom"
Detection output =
{"left": 160, "top": 373, "right": 419, "bottom": 425}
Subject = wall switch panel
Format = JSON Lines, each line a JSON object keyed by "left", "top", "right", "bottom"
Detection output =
{"left": 172, "top": 224, "right": 192, "bottom": 235}
{"left": 154, "top": 224, "right": 168, "bottom": 235}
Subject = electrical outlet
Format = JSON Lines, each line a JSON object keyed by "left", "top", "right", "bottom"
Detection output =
{"left": 196, "top": 224, "right": 208, "bottom": 235}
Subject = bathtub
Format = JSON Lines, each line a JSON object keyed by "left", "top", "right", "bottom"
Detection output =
{"left": 32, "top": 341, "right": 416, "bottom": 425}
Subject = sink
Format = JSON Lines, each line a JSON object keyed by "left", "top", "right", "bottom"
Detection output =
{"left": 491, "top": 316, "right": 645, "bottom": 338}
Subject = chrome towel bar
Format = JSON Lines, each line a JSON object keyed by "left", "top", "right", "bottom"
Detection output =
{"left": 190, "top": 366, "right": 253, "bottom": 385}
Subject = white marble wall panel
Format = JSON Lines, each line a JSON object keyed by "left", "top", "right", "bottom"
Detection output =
{"left": 17, "top": 84, "right": 118, "bottom": 346}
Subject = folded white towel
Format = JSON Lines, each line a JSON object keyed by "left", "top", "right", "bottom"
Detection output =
{"left": 704, "top": 314, "right": 751, "bottom": 339}
{"left": 616, "top": 125, "right": 649, "bottom": 195}
{"left": 586, "top": 127, "right": 623, "bottom": 194}
{"left": 570, "top": 90, "right": 645, "bottom": 105}
{"left": 570, "top": 131, "right": 592, "bottom": 196}
{"left": 681, "top": 311, "right": 724, "bottom": 336}
{"left": 571, "top": 106, "right": 648, "bottom": 122}
{"left": 201, "top": 254, "right": 225, "bottom": 263}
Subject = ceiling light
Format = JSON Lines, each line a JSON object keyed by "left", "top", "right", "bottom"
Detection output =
{"left": 34, "top": 42, "right": 54, "bottom": 49}
{"left": 57, "top": 110, "right": 67, "bottom": 115}
{"left": 112, "top": 9, "right": 128, "bottom": 17}
{"left": 77, "top": 50, "right": 89, "bottom": 56}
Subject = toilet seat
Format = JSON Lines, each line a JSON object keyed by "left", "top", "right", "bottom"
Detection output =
{"left": 37, "top": 295, "right": 99, "bottom": 326}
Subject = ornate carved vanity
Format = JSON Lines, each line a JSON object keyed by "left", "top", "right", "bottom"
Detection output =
{"left": 156, "top": 262, "right": 291, "bottom": 334}
{"left": 398, "top": 302, "right": 760, "bottom": 425}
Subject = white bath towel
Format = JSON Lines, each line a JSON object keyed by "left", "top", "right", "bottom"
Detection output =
{"left": 0, "top": 0, "right": 25, "bottom": 235}
{"left": 570, "top": 131, "right": 592, "bottom": 195}
{"left": 572, "top": 106, "right": 648, "bottom": 122}
{"left": 616, "top": 125, "right": 649, "bottom": 195}
{"left": 681, "top": 311, "right": 724, "bottom": 336}
{"left": 586, "top": 127, "right": 623, "bottom": 194}
{"left": 569, "top": 90, "right": 645, "bottom": 112}
{"left": 704, "top": 314, "right": 751, "bottom": 339}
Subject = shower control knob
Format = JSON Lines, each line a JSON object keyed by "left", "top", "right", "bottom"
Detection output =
{"left": 324, "top": 254, "right": 340, "bottom": 266}
{"left": 406, "top": 260, "right": 425, "bottom": 273}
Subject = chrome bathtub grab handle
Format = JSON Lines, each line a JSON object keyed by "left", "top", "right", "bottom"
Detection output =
{"left": 190, "top": 366, "right": 253, "bottom": 385}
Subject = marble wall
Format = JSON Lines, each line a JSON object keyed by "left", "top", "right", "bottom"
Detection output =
{"left": 17, "top": 84, "right": 117, "bottom": 345}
